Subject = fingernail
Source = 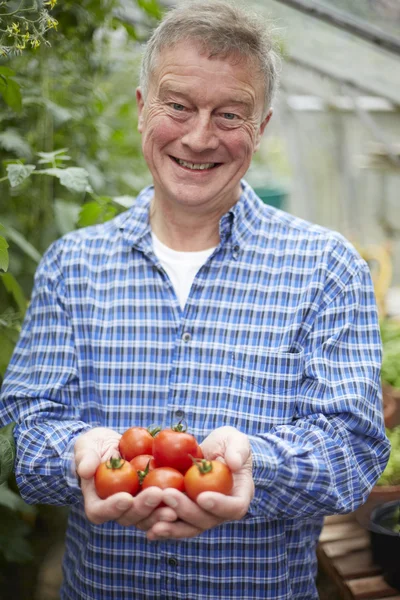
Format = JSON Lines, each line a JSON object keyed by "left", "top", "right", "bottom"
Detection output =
{"left": 164, "top": 496, "right": 178, "bottom": 508}
{"left": 202, "top": 499, "right": 214, "bottom": 510}
{"left": 145, "top": 498, "right": 160, "bottom": 507}
{"left": 116, "top": 500, "right": 131, "bottom": 511}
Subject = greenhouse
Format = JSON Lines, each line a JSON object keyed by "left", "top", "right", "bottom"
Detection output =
{"left": 0, "top": 1, "right": 400, "bottom": 599}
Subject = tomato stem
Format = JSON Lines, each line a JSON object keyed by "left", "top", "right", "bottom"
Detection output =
{"left": 147, "top": 425, "right": 162, "bottom": 437}
{"left": 172, "top": 419, "right": 188, "bottom": 433}
{"left": 189, "top": 455, "right": 213, "bottom": 474}
{"left": 137, "top": 459, "right": 151, "bottom": 485}
{"left": 106, "top": 457, "right": 125, "bottom": 470}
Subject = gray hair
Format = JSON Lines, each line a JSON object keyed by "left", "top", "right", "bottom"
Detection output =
{"left": 139, "top": 1, "right": 281, "bottom": 117}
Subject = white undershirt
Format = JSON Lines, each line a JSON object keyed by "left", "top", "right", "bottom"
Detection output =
{"left": 151, "top": 232, "right": 216, "bottom": 310}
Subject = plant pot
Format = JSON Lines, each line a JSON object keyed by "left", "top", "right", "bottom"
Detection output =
{"left": 382, "top": 384, "right": 400, "bottom": 429}
{"left": 355, "top": 484, "right": 400, "bottom": 527}
{"left": 369, "top": 501, "right": 400, "bottom": 591}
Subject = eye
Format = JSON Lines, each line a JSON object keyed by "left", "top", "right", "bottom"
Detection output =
{"left": 170, "top": 103, "right": 185, "bottom": 111}
{"left": 222, "top": 112, "right": 237, "bottom": 120}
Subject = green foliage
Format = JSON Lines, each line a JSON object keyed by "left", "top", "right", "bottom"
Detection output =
{"left": 0, "top": 0, "right": 162, "bottom": 568}
{"left": 0, "top": 0, "right": 59, "bottom": 57}
{"left": 380, "top": 319, "right": 400, "bottom": 390}
{"left": 377, "top": 426, "right": 400, "bottom": 486}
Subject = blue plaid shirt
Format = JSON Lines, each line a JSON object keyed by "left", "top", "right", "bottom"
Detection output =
{"left": 0, "top": 181, "right": 390, "bottom": 599}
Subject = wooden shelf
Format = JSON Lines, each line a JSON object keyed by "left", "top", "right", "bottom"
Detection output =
{"left": 317, "top": 513, "right": 400, "bottom": 600}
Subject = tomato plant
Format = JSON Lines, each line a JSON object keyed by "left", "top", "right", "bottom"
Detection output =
{"left": 142, "top": 467, "right": 185, "bottom": 492}
{"left": 152, "top": 422, "right": 199, "bottom": 473}
{"left": 94, "top": 457, "right": 140, "bottom": 499}
{"left": 184, "top": 459, "right": 233, "bottom": 501}
{"left": 119, "top": 425, "right": 160, "bottom": 461}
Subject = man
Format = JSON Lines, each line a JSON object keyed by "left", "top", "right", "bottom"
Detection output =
{"left": 0, "top": 2, "right": 390, "bottom": 599}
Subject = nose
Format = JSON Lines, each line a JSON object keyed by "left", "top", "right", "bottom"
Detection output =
{"left": 181, "top": 112, "right": 219, "bottom": 153}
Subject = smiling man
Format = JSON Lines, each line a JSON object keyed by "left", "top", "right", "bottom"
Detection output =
{"left": 0, "top": 2, "right": 390, "bottom": 600}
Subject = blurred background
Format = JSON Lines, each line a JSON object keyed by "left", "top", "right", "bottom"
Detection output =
{"left": 0, "top": 0, "right": 399, "bottom": 598}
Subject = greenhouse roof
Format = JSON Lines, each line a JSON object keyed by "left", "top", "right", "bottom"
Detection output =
{"left": 244, "top": 0, "right": 400, "bottom": 106}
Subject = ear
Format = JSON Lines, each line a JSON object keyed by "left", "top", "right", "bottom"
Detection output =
{"left": 136, "top": 87, "right": 145, "bottom": 133}
{"left": 254, "top": 108, "right": 273, "bottom": 152}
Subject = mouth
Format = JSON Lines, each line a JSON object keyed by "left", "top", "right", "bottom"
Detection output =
{"left": 171, "top": 156, "right": 221, "bottom": 171}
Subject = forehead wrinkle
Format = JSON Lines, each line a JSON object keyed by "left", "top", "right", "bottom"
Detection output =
{"left": 157, "top": 73, "right": 256, "bottom": 111}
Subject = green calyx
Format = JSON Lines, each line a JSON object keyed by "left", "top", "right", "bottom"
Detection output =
{"left": 172, "top": 419, "right": 188, "bottom": 433}
{"left": 190, "top": 456, "right": 213, "bottom": 474}
{"left": 147, "top": 425, "right": 162, "bottom": 437}
{"left": 106, "top": 457, "right": 125, "bottom": 470}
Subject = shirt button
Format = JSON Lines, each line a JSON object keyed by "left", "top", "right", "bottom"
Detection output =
{"left": 175, "top": 409, "right": 185, "bottom": 418}
{"left": 182, "top": 332, "right": 191, "bottom": 342}
{"left": 168, "top": 557, "right": 178, "bottom": 567}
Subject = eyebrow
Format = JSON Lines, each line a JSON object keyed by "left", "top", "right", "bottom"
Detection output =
{"left": 158, "top": 83, "right": 252, "bottom": 109}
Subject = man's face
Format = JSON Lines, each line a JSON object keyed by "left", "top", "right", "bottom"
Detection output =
{"left": 137, "top": 41, "right": 272, "bottom": 214}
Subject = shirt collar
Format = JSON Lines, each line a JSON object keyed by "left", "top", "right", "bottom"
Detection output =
{"left": 116, "top": 180, "right": 269, "bottom": 254}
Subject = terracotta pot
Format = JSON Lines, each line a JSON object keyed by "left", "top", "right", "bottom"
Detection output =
{"left": 382, "top": 384, "right": 400, "bottom": 429}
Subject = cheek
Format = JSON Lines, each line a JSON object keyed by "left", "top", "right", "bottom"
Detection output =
{"left": 227, "top": 129, "right": 257, "bottom": 160}
{"left": 143, "top": 116, "right": 182, "bottom": 150}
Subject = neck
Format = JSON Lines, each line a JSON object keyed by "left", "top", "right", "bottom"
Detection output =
{"left": 149, "top": 190, "right": 239, "bottom": 251}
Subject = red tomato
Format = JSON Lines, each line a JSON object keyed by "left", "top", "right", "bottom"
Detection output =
{"left": 94, "top": 457, "right": 140, "bottom": 499}
{"left": 152, "top": 424, "right": 199, "bottom": 473}
{"left": 184, "top": 459, "right": 233, "bottom": 501}
{"left": 193, "top": 443, "right": 203, "bottom": 459}
{"left": 130, "top": 454, "right": 157, "bottom": 472}
{"left": 130, "top": 454, "right": 157, "bottom": 485}
{"left": 119, "top": 426, "right": 160, "bottom": 461}
{"left": 142, "top": 467, "right": 185, "bottom": 492}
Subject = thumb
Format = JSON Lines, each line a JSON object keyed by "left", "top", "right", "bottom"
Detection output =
{"left": 224, "top": 430, "right": 251, "bottom": 472}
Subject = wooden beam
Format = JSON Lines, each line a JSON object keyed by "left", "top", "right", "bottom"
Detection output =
{"left": 286, "top": 56, "right": 400, "bottom": 108}
{"left": 272, "top": 0, "right": 400, "bottom": 56}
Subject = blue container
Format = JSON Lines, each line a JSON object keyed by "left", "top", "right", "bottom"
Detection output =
{"left": 253, "top": 186, "right": 287, "bottom": 210}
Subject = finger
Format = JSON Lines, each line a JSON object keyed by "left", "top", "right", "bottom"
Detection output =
{"left": 162, "top": 489, "right": 220, "bottom": 530}
{"left": 147, "top": 519, "right": 204, "bottom": 540}
{"left": 133, "top": 506, "right": 178, "bottom": 531}
{"left": 196, "top": 490, "right": 249, "bottom": 520}
{"left": 115, "top": 488, "right": 165, "bottom": 527}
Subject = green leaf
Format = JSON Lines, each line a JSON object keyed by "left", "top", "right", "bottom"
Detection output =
{"left": 0, "top": 77, "right": 22, "bottom": 112}
{"left": 0, "top": 329, "right": 16, "bottom": 380}
{"left": 38, "top": 167, "right": 91, "bottom": 193}
{"left": 2, "top": 227, "right": 41, "bottom": 264}
{"left": 0, "top": 423, "right": 16, "bottom": 485}
{"left": 77, "top": 202, "right": 103, "bottom": 227}
{"left": 0, "top": 129, "right": 32, "bottom": 159}
{"left": 137, "top": 0, "right": 163, "bottom": 20}
{"left": 0, "top": 67, "right": 15, "bottom": 78}
{"left": 58, "top": 167, "right": 92, "bottom": 193}
{"left": 0, "top": 237, "right": 9, "bottom": 272}
{"left": 6, "top": 163, "right": 36, "bottom": 188}
{"left": 1, "top": 272, "right": 27, "bottom": 317}
{"left": 36, "top": 148, "right": 71, "bottom": 165}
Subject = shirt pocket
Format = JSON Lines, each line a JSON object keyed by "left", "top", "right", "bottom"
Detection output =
{"left": 224, "top": 348, "right": 304, "bottom": 434}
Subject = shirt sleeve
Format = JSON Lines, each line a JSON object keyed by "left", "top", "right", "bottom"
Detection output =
{"left": 249, "top": 259, "right": 390, "bottom": 519}
{"left": 0, "top": 240, "right": 91, "bottom": 506}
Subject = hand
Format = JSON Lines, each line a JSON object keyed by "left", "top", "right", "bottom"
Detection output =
{"left": 146, "top": 426, "right": 253, "bottom": 540}
{"left": 75, "top": 427, "right": 177, "bottom": 529}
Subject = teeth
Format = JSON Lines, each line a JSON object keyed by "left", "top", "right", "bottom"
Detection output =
{"left": 176, "top": 158, "right": 216, "bottom": 170}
